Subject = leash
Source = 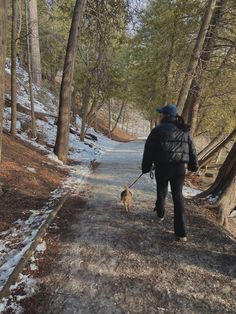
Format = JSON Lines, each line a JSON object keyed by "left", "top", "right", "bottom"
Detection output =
{"left": 128, "top": 173, "right": 144, "bottom": 189}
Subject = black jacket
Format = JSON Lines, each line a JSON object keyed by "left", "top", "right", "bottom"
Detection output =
{"left": 142, "top": 118, "right": 199, "bottom": 173}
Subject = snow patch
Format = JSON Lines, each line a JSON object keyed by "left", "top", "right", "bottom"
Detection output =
{"left": 167, "top": 184, "right": 201, "bottom": 198}
{"left": 35, "top": 241, "right": 46, "bottom": 253}
{"left": 0, "top": 298, "right": 8, "bottom": 313}
{"left": 30, "top": 263, "right": 38, "bottom": 271}
{"left": 183, "top": 186, "right": 201, "bottom": 198}
{"left": 208, "top": 195, "right": 219, "bottom": 204}
{"left": 26, "top": 167, "right": 37, "bottom": 173}
{"left": 48, "top": 153, "right": 64, "bottom": 165}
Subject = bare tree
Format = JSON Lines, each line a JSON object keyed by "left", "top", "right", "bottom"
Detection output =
{"left": 11, "top": 0, "right": 18, "bottom": 136}
{"left": 25, "top": 0, "right": 36, "bottom": 138}
{"left": 80, "top": 79, "right": 91, "bottom": 142}
{"left": 177, "top": 0, "right": 217, "bottom": 113}
{"left": 182, "top": 0, "right": 226, "bottom": 135}
{"left": 0, "top": 0, "right": 7, "bottom": 162}
{"left": 111, "top": 100, "right": 126, "bottom": 134}
{"left": 28, "top": 0, "right": 42, "bottom": 85}
{"left": 108, "top": 99, "right": 112, "bottom": 138}
{"left": 54, "top": 0, "right": 87, "bottom": 163}
{"left": 162, "top": 18, "right": 177, "bottom": 106}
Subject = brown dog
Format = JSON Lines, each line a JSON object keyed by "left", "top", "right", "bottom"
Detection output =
{"left": 121, "top": 186, "right": 132, "bottom": 212}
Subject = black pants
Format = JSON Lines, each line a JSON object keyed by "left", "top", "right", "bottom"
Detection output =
{"left": 155, "top": 162, "right": 186, "bottom": 237}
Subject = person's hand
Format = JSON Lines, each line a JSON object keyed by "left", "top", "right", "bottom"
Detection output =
{"left": 142, "top": 169, "right": 150, "bottom": 174}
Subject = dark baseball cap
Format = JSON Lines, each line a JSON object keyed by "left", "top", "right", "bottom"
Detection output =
{"left": 156, "top": 104, "right": 178, "bottom": 116}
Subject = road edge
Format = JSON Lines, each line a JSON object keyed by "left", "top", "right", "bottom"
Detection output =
{"left": 0, "top": 191, "right": 70, "bottom": 300}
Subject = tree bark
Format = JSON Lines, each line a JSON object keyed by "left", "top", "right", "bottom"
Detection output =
{"left": 80, "top": 80, "right": 91, "bottom": 142}
{"left": 182, "top": 0, "right": 226, "bottom": 135}
{"left": 54, "top": 0, "right": 87, "bottom": 162}
{"left": 121, "top": 103, "right": 126, "bottom": 130}
{"left": 11, "top": 0, "right": 18, "bottom": 136}
{"left": 0, "top": 0, "right": 7, "bottom": 162}
{"left": 198, "top": 134, "right": 225, "bottom": 160}
{"left": 162, "top": 18, "right": 177, "bottom": 106}
{"left": 199, "top": 127, "right": 236, "bottom": 168}
{"left": 177, "top": 0, "right": 217, "bottom": 114}
{"left": 108, "top": 99, "right": 112, "bottom": 138}
{"left": 28, "top": 0, "right": 42, "bottom": 85}
{"left": 25, "top": 0, "right": 36, "bottom": 138}
{"left": 111, "top": 100, "right": 125, "bottom": 134}
{"left": 199, "top": 142, "right": 236, "bottom": 227}
{"left": 17, "top": 0, "right": 23, "bottom": 41}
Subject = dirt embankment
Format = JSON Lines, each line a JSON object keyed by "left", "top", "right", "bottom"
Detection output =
{"left": 0, "top": 133, "right": 68, "bottom": 232}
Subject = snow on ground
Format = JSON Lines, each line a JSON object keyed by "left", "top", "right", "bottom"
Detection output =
{"left": 0, "top": 248, "right": 44, "bottom": 314}
{"left": 207, "top": 194, "right": 219, "bottom": 204}
{"left": 26, "top": 167, "right": 37, "bottom": 173}
{"left": 166, "top": 183, "right": 201, "bottom": 198}
{"left": 0, "top": 187, "right": 64, "bottom": 291}
{"left": 4, "top": 59, "right": 117, "bottom": 164}
{"left": 183, "top": 186, "right": 201, "bottom": 198}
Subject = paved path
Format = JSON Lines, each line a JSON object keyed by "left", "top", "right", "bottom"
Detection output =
{"left": 34, "top": 140, "right": 236, "bottom": 314}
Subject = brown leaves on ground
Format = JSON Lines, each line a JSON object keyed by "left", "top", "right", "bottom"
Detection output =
{"left": 0, "top": 133, "right": 68, "bottom": 232}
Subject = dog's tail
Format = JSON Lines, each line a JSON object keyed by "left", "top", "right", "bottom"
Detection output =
{"left": 121, "top": 186, "right": 128, "bottom": 201}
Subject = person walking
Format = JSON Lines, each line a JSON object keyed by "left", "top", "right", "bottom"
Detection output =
{"left": 142, "top": 104, "right": 199, "bottom": 242}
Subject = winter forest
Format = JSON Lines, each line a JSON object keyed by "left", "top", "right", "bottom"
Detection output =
{"left": 0, "top": 0, "right": 236, "bottom": 313}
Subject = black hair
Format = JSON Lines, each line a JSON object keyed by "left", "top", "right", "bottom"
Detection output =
{"left": 176, "top": 114, "right": 190, "bottom": 131}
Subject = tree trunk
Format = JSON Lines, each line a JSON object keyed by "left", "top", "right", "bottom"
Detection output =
{"left": 121, "top": 103, "right": 126, "bottom": 130}
{"left": 199, "top": 127, "right": 236, "bottom": 168}
{"left": 216, "top": 148, "right": 223, "bottom": 164}
{"left": 111, "top": 100, "right": 125, "bottom": 134}
{"left": 0, "top": 0, "right": 7, "bottom": 162}
{"left": 177, "top": 0, "right": 217, "bottom": 114}
{"left": 80, "top": 82, "right": 91, "bottom": 142}
{"left": 25, "top": 0, "right": 36, "bottom": 138}
{"left": 11, "top": 0, "right": 18, "bottom": 136}
{"left": 28, "top": 0, "right": 42, "bottom": 85}
{"left": 54, "top": 0, "right": 87, "bottom": 162}
{"left": 17, "top": 0, "right": 23, "bottom": 41}
{"left": 85, "top": 101, "right": 104, "bottom": 132}
{"left": 108, "top": 99, "right": 112, "bottom": 138}
{"left": 198, "top": 134, "right": 225, "bottom": 160}
{"left": 150, "top": 119, "right": 155, "bottom": 131}
{"left": 182, "top": 0, "right": 226, "bottom": 135}
{"left": 162, "top": 18, "right": 177, "bottom": 106}
{"left": 199, "top": 142, "right": 236, "bottom": 227}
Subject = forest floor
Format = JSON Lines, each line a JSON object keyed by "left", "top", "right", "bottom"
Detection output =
{"left": 19, "top": 140, "right": 236, "bottom": 314}
{"left": 0, "top": 133, "right": 68, "bottom": 233}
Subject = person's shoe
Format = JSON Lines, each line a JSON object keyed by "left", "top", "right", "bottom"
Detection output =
{"left": 175, "top": 236, "right": 187, "bottom": 242}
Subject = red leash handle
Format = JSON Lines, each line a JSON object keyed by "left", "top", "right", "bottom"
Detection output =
{"left": 128, "top": 173, "right": 143, "bottom": 189}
